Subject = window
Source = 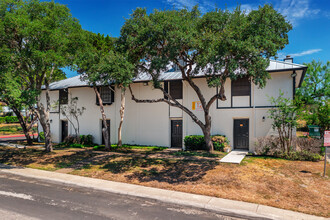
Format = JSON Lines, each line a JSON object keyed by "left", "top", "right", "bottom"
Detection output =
{"left": 96, "top": 86, "right": 114, "bottom": 105}
{"left": 231, "top": 77, "right": 251, "bottom": 96}
{"left": 59, "top": 89, "right": 68, "bottom": 104}
{"left": 164, "top": 80, "right": 183, "bottom": 99}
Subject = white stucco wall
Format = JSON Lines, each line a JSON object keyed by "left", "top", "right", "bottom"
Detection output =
{"left": 38, "top": 70, "right": 295, "bottom": 152}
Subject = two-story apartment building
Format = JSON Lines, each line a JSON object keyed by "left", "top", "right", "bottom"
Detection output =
{"left": 39, "top": 59, "right": 307, "bottom": 152}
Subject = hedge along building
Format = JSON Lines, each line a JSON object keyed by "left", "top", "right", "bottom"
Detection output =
{"left": 39, "top": 58, "right": 307, "bottom": 152}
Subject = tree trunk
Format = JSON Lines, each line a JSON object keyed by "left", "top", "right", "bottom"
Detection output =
{"left": 12, "top": 108, "right": 33, "bottom": 145}
{"left": 37, "top": 108, "right": 53, "bottom": 152}
{"left": 94, "top": 87, "right": 111, "bottom": 150}
{"left": 36, "top": 88, "right": 53, "bottom": 152}
{"left": 117, "top": 87, "right": 125, "bottom": 147}
{"left": 203, "top": 113, "right": 214, "bottom": 152}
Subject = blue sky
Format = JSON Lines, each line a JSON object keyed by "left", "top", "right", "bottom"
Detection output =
{"left": 55, "top": 0, "right": 330, "bottom": 78}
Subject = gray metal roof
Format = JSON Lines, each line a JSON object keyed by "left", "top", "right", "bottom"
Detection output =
{"left": 47, "top": 60, "right": 307, "bottom": 90}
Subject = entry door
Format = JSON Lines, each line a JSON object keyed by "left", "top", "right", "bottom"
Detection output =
{"left": 101, "top": 119, "right": 110, "bottom": 145}
{"left": 61, "top": 120, "right": 68, "bottom": 142}
{"left": 234, "top": 119, "right": 249, "bottom": 150}
{"left": 171, "top": 120, "right": 182, "bottom": 148}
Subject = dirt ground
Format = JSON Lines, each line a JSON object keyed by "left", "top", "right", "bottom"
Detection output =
{"left": 0, "top": 146, "right": 329, "bottom": 217}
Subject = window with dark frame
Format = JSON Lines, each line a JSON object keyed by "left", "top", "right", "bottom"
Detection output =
{"left": 231, "top": 77, "right": 251, "bottom": 96}
{"left": 164, "top": 80, "right": 182, "bottom": 99}
{"left": 96, "top": 86, "right": 115, "bottom": 105}
{"left": 59, "top": 89, "right": 68, "bottom": 105}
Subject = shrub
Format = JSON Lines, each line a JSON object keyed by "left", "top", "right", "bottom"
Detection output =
{"left": 63, "top": 135, "right": 78, "bottom": 144}
{"left": 296, "top": 137, "right": 323, "bottom": 154}
{"left": 0, "top": 117, "right": 6, "bottom": 124}
{"left": 211, "top": 135, "right": 230, "bottom": 152}
{"left": 80, "top": 134, "right": 93, "bottom": 146}
{"left": 255, "top": 136, "right": 322, "bottom": 161}
{"left": 5, "top": 116, "right": 19, "bottom": 123}
{"left": 63, "top": 134, "right": 94, "bottom": 147}
{"left": 39, "top": 132, "right": 45, "bottom": 142}
{"left": 184, "top": 135, "right": 206, "bottom": 150}
{"left": 184, "top": 134, "right": 229, "bottom": 151}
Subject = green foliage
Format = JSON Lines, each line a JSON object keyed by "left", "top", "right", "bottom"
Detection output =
{"left": 80, "top": 135, "right": 93, "bottom": 146}
{"left": 268, "top": 92, "right": 298, "bottom": 153}
{"left": 255, "top": 136, "right": 323, "bottom": 161}
{"left": 211, "top": 135, "right": 230, "bottom": 151}
{"left": 0, "top": 0, "right": 85, "bottom": 150}
{"left": 0, "top": 125, "right": 22, "bottom": 133}
{"left": 77, "top": 32, "right": 135, "bottom": 89}
{"left": 68, "top": 143, "right": 84, "bottom": 148}
{"left": 4, "top": 116, "right": 19, "bottom": 123}
{"left": 120, "top": 5, "right": 291, "bottom": 89}
{"left": 184, "top": 135, "right": 206, "bottom": 151}
{"left": 276, "top": 151, "right": 322, "bottom": 162}
{"left": 0, "top": 117, "right": 6, "bottom": 124}
{"left": 39, "top": 132, "right": 45, "bottom": 142}
{"left": 184, "top": 135, "right": 229, "bottom": 151}
{"left": 295, "top": 60, "right": 330, "bottom": 137}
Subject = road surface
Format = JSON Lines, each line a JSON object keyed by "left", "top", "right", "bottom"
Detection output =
{"left": 0, "top": 172, "right": 257, "bottom": 220}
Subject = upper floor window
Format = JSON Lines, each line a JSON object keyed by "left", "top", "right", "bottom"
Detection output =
{"left": 231, "top": 77, "right": 251, "bottom": 96}
{"left": 96, "top": 86, "right": 114, "bottom": 105}
{"left": 59, "top": 89, "right": 68, "bottom": 105}
{"left": 164, "top": 80, "right": 182, "bottom": 99}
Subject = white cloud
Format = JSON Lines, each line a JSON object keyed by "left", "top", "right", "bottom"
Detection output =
{"left": 290, "top": 49, "right": 322, "bottom": 57}
{"left": 275, "top": 0, "right": 320, "bottom": 26}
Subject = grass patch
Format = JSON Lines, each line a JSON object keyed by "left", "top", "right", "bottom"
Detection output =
{"left": 0, "top": 124, "right": 37, "bottom": 135}
{"left": 171, "top": 150, "right": 225, "bottom": 158}
{"left": 93, "top": 144, "right": 166, "bottom": 152}
{"left": 1, "top": 145, "right": 329, "bottom": 217}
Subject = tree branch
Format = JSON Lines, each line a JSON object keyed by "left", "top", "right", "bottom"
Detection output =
{"left": 128, "top": 85, "right": 205, "bottom": 129}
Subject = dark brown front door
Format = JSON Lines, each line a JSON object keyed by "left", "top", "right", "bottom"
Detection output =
{"left": 171, "top": 120, "right": 182, "bottom": 148}
{"left": 102, "top": 119, "right": 110, "bottom": 145}
{"left": 234, "top": 119, "right": 249, "bottom": 150}
{"left": 61, "top": 120, "right": 68, "bottom": 142}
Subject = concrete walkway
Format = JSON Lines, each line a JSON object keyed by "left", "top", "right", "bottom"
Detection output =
{"left": 220, "top": 150, "right": 248, "bottom": 164}
{"left": 0, "top": 164, "right": 325, "bottom": 220}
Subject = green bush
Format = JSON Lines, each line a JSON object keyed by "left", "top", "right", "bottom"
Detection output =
{"left": 5, "top": 116, "right": 19, "bottom": 123}
{"left": 80, "top": 134, "right": 93, "bottom": 146}
{"left": 184, "top": 135, "right": 229, "bottom": 151}
{"left": 276, "top": 151, "right": 322, "bottom": 162}
{"left": 255, "top": 136, "right": 323, "bottom": 161}
{"left": 0, "top": 117, "right": 6, "bottom": 124}
{"left": 39, "top": 132, "right": 45, "bottom": 141}
{"left": 212, "top": 135, "right": 230, "bottom": 151}
{"left": 184, "top": 135, "right": 206, "bottom": 150}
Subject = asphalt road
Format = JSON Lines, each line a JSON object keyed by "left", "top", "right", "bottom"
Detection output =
{"left": 0, "top": 172, "right": 251, "bottom": 220}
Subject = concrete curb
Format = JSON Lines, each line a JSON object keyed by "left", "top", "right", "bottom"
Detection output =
{"left": 0, "top": 164, "right": 325, "bottom": 220}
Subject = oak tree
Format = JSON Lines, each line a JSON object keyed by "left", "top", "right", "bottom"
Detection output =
{"left": 0, "top": 0, "right": 84, "bottom": 151}
{"left": 120, "top": 5, "right": 292, "bottom": 151}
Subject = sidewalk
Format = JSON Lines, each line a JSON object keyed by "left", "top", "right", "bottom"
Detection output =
{"left": 0, "top": 164, "right": 325, "bottom": 220}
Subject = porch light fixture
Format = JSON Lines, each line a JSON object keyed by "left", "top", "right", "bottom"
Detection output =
{"left": 262, "top": 116, "right": 266, "bottom": 122}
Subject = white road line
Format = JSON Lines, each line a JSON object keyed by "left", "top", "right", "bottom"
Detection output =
{"left": 0, "top": 190, "right": 34, "bottom": 201}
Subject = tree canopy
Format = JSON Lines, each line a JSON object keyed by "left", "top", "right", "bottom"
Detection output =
{"left": 0, "top": 0, "right": 85, "bottom": 151}
{"left": 120, "top": 5, "right": 292, "bottom": 151}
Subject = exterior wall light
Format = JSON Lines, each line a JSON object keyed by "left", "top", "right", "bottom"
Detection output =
{"left": 143, "top": 82, "right": 148, "bottom": 86}
{"left": 262, "top": 116, "right": 266, "bottom": 122}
